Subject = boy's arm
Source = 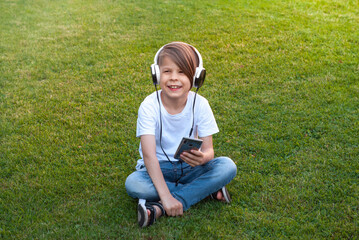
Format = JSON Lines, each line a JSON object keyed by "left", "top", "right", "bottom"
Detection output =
{"left": 180, "top": 135, "right": 214, "bottom": 167}
{"left": 140, "top": 135, "right": 183, "bottom": 216}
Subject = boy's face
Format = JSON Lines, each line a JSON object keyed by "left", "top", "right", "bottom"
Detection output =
{"left": 159, "top": 56, "right": 191, "bottom": 102}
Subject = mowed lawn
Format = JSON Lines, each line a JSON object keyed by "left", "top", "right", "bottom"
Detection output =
{"left": 0, "top": 0, "right": 358, "bottom": 239}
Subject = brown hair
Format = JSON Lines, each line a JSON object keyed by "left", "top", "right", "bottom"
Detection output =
{"left": 158, "top": 42, "right": 199, "bottom": 88}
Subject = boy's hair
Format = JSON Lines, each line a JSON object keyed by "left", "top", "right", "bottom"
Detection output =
{"left": 158, "top": 42, "right": 199, "bottom": 88}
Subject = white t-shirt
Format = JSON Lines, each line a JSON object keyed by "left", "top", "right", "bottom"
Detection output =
{"left": 136, "top": 90, "right": 219, "bottom": 169}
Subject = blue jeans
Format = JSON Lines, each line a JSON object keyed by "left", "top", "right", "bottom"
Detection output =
{"left": 125, "top": 157, "right": 237, "bottom": 211}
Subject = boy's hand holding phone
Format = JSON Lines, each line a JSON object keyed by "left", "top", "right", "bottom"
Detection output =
{"left": 180, "top": 149, "right": 206, "bottom": 167}
{"left": 174, "top": 137, "right": 205, "bottom": 166}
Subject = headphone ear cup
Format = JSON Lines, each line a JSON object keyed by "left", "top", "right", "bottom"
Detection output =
{"left": 151, "top": 64, "right": 161, "bottom": 85}
{"left": 155, "top": 65, "right": 160, "bottom": 85}
{"left": 194, "top": 68, "right": 206, "bottom": 88}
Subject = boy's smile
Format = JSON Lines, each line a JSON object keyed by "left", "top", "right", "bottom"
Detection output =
{"left": 168, "top": 85, "right": 182, "bottom": 90}
{"left": 159, "top": 56, "right": 191, "bottom": 110}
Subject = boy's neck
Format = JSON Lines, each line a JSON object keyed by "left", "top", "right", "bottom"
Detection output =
{"left": 160, "top": 91, "right": 189, "bottom": 115}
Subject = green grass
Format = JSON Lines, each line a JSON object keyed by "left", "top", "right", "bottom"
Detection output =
{"left": 1, "top": 0, "right": 358, "bottom": 239}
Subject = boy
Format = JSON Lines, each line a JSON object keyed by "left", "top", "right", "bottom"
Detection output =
{"left": 125, "top": 42, "right": 237, "bottom": 227}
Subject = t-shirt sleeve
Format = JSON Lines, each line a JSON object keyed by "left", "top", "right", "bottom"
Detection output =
{"left": 196, "top": 98, "right": 219, "bottom": 138}
{"left": 136, "top": 99, "right": 157, "bottom": 137}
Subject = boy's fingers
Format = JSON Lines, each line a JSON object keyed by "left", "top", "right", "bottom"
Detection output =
{"left": 190, "top": 149, "right": 202, "bottom": 156}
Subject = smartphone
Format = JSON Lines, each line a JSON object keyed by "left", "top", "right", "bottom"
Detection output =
{"left": 174, "top": 137, "right": 203, "bottom": 160}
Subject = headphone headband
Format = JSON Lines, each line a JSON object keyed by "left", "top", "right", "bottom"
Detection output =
{"left": 151, "top": 42, "right": 206, "bottom": 88}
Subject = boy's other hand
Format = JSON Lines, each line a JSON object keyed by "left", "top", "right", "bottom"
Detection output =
{"left": 161, "top": 195, "right": 183, "bottom": 216}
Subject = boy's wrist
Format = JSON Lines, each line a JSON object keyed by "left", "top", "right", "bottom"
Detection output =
{"left": 159, "top": 191, "right": 175, "bottom": 202}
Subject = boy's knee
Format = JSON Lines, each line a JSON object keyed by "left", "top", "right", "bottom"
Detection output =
{"left": 125, "top": 173, "right": 144, "bottom": 197}
{"left": 125, "top": 174, "right": 137, "bottom": 197}
{"left": 125, "top": 172, "right": 159, "bottom": 200}
{"left": 216, "top": 156, "right": 237, "bottom": 178}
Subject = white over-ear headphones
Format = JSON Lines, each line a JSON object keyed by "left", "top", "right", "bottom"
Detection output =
{"left": 151, "top": 42, "right": 206, "bottom": 89}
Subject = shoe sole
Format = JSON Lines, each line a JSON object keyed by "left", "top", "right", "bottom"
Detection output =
{"left": 138, "top": 203, "right": 148, "bottom": 227}
{"left": 222, "top": 186, "right": 231, "bottom": 203}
